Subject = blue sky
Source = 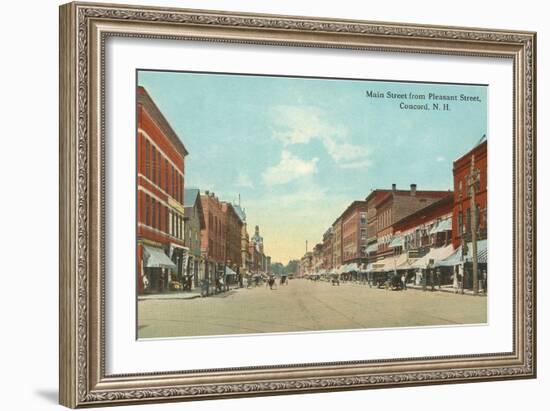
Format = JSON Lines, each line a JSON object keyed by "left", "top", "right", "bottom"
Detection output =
{"left": 138, "top": 70, "right": 487, "bottom": 264}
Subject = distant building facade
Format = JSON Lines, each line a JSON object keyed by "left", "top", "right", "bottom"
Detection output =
{"left": 183, "top": 188, "right": 205, "bottom": 288}
{"left": 332, "top": 217, "right": 343, "bottom": 268}
{"left": 200, "top": 191, "right": 226, "bottom": 280}
{"left": 322, "top": 227, "right": 333, "bottom": 270}
{"left": 341, "top": 201, "right": 368, "bottom": 264}
{"left": 222, "top": 202, "right": 243, "bottom": 275}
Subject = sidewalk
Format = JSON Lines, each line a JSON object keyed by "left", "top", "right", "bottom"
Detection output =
{"left": 406, "top": 284, "right": 486, "bottom": 296}
{"left": 138, "top": 285, "right": 242, "bottom": 301}
{"left": 338, "top": 280, "right": 485, "bottom": 296}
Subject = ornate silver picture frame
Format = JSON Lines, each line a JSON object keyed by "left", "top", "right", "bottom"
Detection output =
{"left": 59, "top": 1, "right": 536, "bottom": 408}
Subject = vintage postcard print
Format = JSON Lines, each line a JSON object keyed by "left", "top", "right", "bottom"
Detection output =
{"left": 136, "top": 70, "right": 488, "bottom": 339}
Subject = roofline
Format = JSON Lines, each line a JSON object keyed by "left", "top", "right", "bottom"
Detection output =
{"left": 453, "top": 139, "right": 487, "bottom": 167}
{"left": 137, "top": 86, "right": 189, "bottom": 157}
{"left": 375, "top": 190, "right": 450, "bottom": 209}
{"left": 392, "top": 193, "right": 454, "bottom": 228}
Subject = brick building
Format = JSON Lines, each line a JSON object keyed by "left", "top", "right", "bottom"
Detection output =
{"left": 392, "top": 193, "right": 454, "bottom": 253}
{"left": 374, "top": 184, "right": 450, "bottom": 258}
{"left": 200, "top": 191, "right": 226, "bottom": 280}
{"left": 183, "top": 188, "right": 205, "bottom": 288}
{"left": 322, "top": 227, "right": 333, "bottom": 270}
{"left": 231, "top": 203, "right": 250, "bottom": 276}
{"left": 341, "top": 201, "right": 368, "bottom": 264}
{"left": 452, "top": 138, "right": 488, "bottom": 248}
{"left": 137, "top": 86, "right": 188, "bottom": 294}
{"left": 313, "top": 243, "right": 324, "bottom": 273}
{"left": 331, "top": 217, "right": 343, "bottom": 269}
{"left": 222, "top": 202, "right": 243, "bottom": 275}
{"left": 364, "top": 190, "right": 392, "bottom": 261}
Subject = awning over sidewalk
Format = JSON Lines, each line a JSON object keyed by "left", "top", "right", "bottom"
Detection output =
{"left": 428, "top": 217, "right": 452, "bottom": 235}
{"left": 383, "top": 253, "right": 409, "bottom": 272}
{"left": 436, "top": 239, "right": 488, "bottom": 267}
{"left": 365, "top": 243, "right": 378, "bottom": 254}
{"left": 143, "top": 245, "right": 176, "bottom": 269}
{"left": 389, "top": 235, "right": 404, "bottom": 248}
{"left": 411, "top": 244, "right": 455, "bottom": 269}
{"left": 224, "top": 266, "right": 237, "bottom": 276}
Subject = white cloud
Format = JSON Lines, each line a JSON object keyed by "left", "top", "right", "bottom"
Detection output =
{"left": 436, "top": 156, "right": 446, "bottom": 162}
{"left": 236, "top": 171, "right": 254, "bottom": 188}
{"left": 262, "top": 150, "right": 319, "bottom": 186}
{"left": 270, "top": 105, "right": 370, "bottom": 170}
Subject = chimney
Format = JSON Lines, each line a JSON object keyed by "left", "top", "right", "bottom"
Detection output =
{"left": 410, "top": 184, "right": 417, "bottom": 196}
{"left": 392, "top": 183, "right": 396, "bottom": 192}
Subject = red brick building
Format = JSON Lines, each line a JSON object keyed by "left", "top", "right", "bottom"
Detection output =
{"left": 200, "top": 191, "right": 226, "bottom": 280}
{"left": 331, "top": 217, "right": 343, "bottom": 268}
{"left": 374, "top": 184, "right": 450, "bottom": 258}
{"left": 392, "top": 193, "right": 454, "bottom": 252}
{"left": 341, "top": 201, "right": 368, "bottom": 264}
{"left": 222, "top": 202, "right": 243, "bottom": 273}
{"left": 452, "top": 138, "right": 488, "bottom": 248}
{"left": 137, "top": 86, "right": 188, "bottom": 294}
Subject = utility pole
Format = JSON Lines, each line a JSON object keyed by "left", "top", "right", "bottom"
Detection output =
{"left": 466, "top": 154, "right": 480, "bottom": 295}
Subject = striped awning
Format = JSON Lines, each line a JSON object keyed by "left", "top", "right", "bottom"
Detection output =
{"left": 436, "top": 239, "right": 487, "bottom": 267}
{"left": 143, "top": 245, "right": 176, "bottom": 269}
{"left": 389, "top": 236, "right": 404, "bottom": 248}
{"left": 429, "top": 218, "right": 452, "bottom": 235}
{"left": 365, "top": 243, "right": 378, "bottom": 253}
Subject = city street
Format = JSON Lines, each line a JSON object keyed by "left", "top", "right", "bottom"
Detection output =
{"left": 138, "top": 279, "right": 487, "bottom": 338}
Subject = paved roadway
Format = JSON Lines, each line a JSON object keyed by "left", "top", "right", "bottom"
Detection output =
{"left": 137, "top": 279, "right": 487, "bottom": 338}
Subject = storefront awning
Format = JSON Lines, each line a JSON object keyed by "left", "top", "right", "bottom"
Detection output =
{"left": 365, "top": 243, "right": 378, "bottom": 254}
{"left": 436, "top": 239, "right": 487, "bottom": 267}
{"left": 224, "top": 266, "right": 237, "bottom": 276}
{"left": 143, "top": 245, "right": 176, "bottom": 269}
{"left": 389, "top": 236, "right": 404, "bottom": 248}
{"left": 411, "top": 244, "right": 454, "bottom": 269}
{"left": 429, "top": 218, "right": 452, "bottom": 235}
{"left": 383, "top": 253, "right": 409, "bottom": 272}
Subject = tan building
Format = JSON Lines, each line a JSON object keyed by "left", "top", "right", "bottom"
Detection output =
{"left": 322, "top": 227, "right": 333, "bottom": 270}
{"left": 299, "top": 252, "right": 313, "bottom": 277}
{"left": 332, "top": 216, "right": 343, "bottom": 268}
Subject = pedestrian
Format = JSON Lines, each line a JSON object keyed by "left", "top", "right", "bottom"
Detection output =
{"left": 219, "top": 276, "right": 225, "bottom": 292}
{"left": 142, "top": 274, "right": 149, "bottom": 292}
{"left": 453, "top": 266, "right": 459, "bottom": 293}
{"left": 401, "top": 273, "right": 407, "bottom": 290}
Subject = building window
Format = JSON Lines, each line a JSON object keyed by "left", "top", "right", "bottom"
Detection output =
{"left": 172, "top": 167, "right": 176, "bottom": 199}
{"left": 145, "top": 140, "right": 150, "bottom": 179}
{"left": 164, "top": 158, "right": 169, "bottom": 193}
{"left": 157, "top": 151, "right": 161, "bottom": 188}
{"left": 151, "top": 146, "right": 157, "bottom": 184}
{"left": 145, "top": 194, "right": 150, "bottom": 226}
{"left": 466, "top": 208, "right": 471, "bottom": 233}
{"left": 151, "top": 199, "right": 156, "bottom": 229}
{"left": 360, "top": 212, "right": 366, "bottom": 225}
{"left": 165, "top": 205, "right": 169, "bottom": 234}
